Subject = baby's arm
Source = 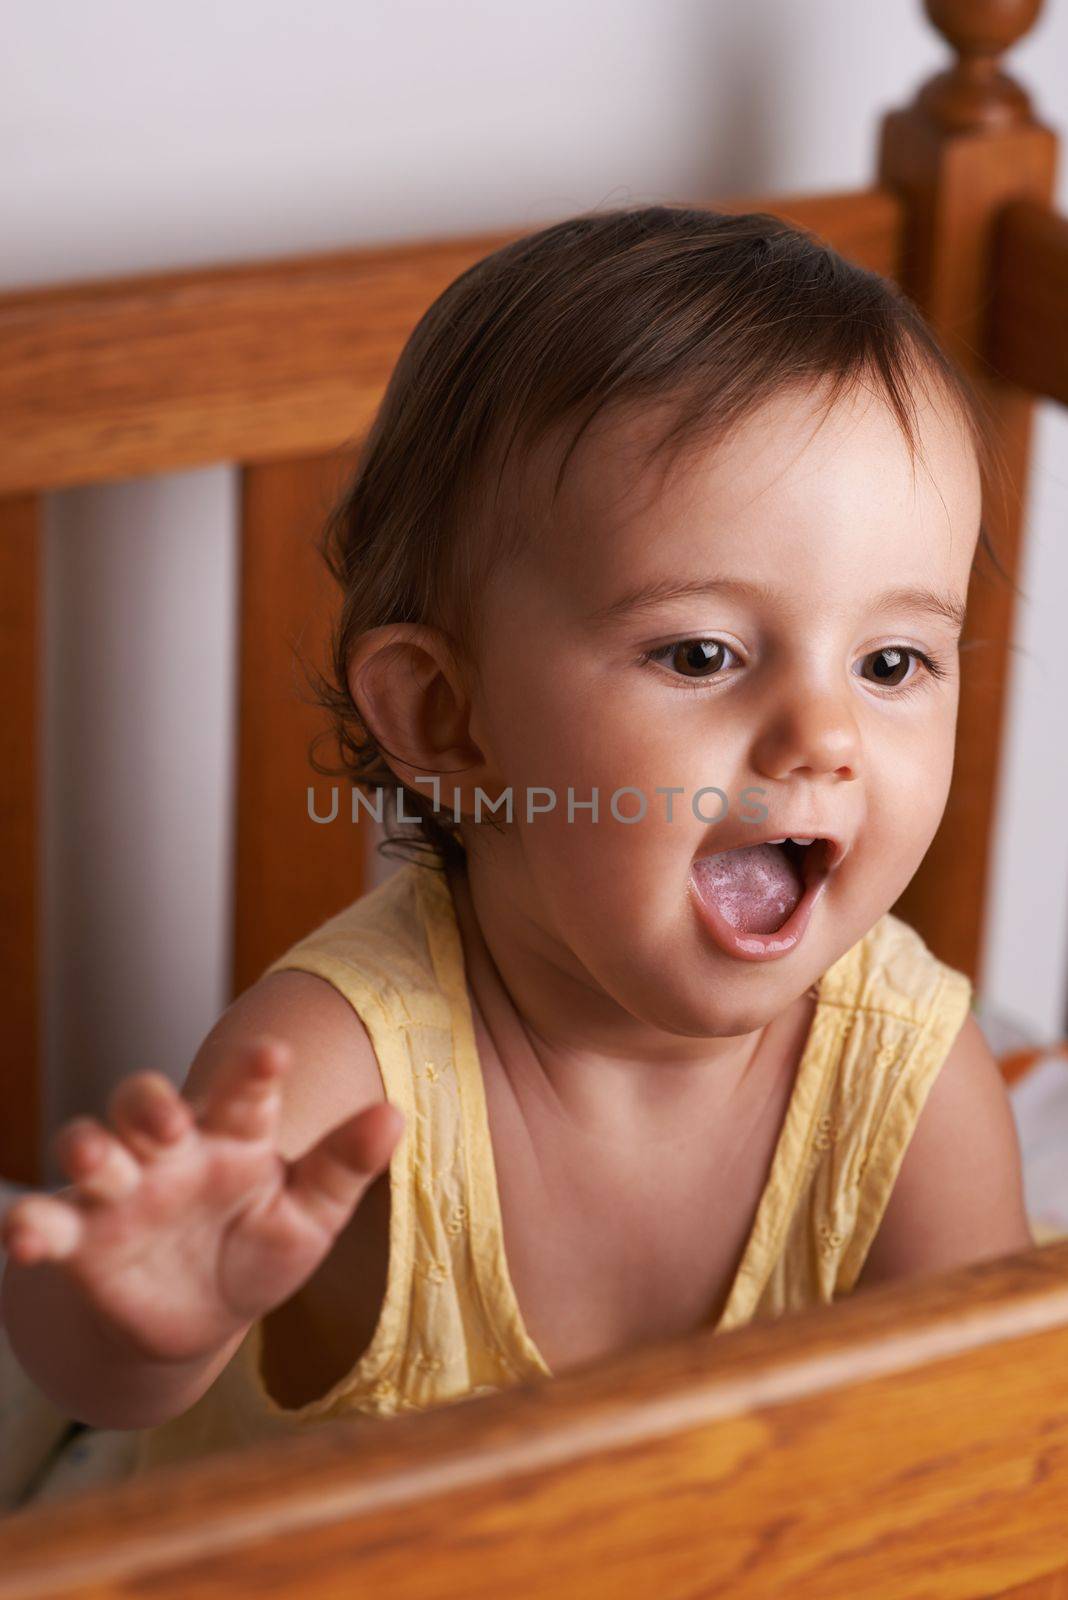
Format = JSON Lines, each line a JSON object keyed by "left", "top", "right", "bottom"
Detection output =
{"left": 852, "top": 1013, "right": 1034, "bottom": 1293}
{"left": 0, "top": 973, "right": 396, "bottom": 1429}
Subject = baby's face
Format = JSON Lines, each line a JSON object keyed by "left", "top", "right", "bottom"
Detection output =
{"left": 464, "top": 379, "right": 981, "bottom": 1035}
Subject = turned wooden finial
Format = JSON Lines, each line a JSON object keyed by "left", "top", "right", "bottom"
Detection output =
{"left": 918, "top": 0, "right": 1045, "bottom": 130}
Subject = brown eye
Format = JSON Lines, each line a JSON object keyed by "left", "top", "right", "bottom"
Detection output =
{"left": 667, "top": 639, "right": 732, "bottom": 678}
{"left": 857, "top": 646, "right": 915, "bottom": 688}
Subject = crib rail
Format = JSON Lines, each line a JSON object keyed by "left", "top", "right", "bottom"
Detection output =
{"left": 2, "top": 185, "right": 1065, "bottom": 501}
{"left": 0, "top": 190, "right": 901, "bottom": 500}
{"left": 2, "top": 1238, "right": 1068, "bottom": 1600}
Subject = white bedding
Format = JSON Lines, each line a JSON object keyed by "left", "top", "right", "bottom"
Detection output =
{"left": 3, "top": 1032, "right": 1068, "bottom": 1513}
{"left": 1006, "top": 1052, "right": 1068, "bottom": 1244}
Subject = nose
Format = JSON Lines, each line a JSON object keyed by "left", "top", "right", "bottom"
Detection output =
{"left": 749, "top": 681, "right": 860, "bottom": 783}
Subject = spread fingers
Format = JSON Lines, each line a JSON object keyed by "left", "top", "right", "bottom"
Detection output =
{"left": 52, "top": 1116, "right": 143, "bottom": 1202}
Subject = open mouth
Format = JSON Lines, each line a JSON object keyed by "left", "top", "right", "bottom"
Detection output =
{"left": 689, "top": 837, "right": 834, "bottom": 961}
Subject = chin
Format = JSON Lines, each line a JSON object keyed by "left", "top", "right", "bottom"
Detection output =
{"left": 590, "top": 935, "right": 806, "bottom": 1042}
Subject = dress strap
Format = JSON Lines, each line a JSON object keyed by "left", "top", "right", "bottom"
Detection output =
{"left": 414, "top": 863, "right": 553, "bottom": 1380}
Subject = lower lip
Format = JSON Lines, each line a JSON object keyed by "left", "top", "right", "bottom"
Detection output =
{"left": 688, "top": 860, "right": 832, "bottom": 962}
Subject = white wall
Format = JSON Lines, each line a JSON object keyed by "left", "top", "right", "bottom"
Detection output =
{"left": 6, "top": 0, "right": 1066, "bottom": 1170}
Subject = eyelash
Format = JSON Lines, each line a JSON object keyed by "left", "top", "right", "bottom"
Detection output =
{"left": 640, "top": 639, "right": 952, "bottom": 700}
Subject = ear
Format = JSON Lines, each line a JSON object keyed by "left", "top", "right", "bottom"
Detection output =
{"left": 345, "top": 624, "right": 494, "bottom": 813}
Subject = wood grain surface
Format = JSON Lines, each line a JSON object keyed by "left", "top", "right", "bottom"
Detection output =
{"left": 2, "top": 1240, "right": 1068, "bottom": 1599}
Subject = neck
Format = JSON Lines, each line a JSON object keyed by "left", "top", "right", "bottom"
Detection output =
{"left": 442, "top": 852, "right": 807, "bottom": 1146}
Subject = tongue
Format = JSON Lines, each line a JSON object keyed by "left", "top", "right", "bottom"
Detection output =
{"left": 692, "top": 843, "right": 805, "bottom": 934}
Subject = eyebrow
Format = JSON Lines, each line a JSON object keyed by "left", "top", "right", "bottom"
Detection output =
{"left": 585, "top": 576, "right": 968, "bottom": 634}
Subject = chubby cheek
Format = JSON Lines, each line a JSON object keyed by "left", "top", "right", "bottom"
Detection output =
{"left": 477, "top": 667, "right": 743, "bottom": 899}
{"left": 847, "top": 725, "right": 957, "bottom": 917}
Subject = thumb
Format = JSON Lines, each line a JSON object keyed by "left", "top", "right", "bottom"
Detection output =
{"left": 285, "top": 1101, "right": 405, "bottom": 1235}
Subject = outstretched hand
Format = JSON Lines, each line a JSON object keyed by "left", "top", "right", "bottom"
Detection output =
{"left": 0, "top": 1038, "right": 405, "bottom": 1366}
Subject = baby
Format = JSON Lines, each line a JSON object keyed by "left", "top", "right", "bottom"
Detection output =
{"left": 1, "top": 205, "right": 1035, "bottom": 1473}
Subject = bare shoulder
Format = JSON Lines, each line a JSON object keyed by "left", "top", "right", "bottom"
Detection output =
{"left": 853, "top": 1011, "right": 1035, "bottom": 1292}
{"left": 182, "top": 969, "right": 385, "bottom": 1161}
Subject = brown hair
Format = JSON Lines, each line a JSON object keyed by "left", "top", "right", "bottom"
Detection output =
{"left": 304, "top": 203, "right": 1014, "bottom": 872}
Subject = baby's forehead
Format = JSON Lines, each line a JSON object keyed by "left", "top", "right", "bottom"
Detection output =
{"left": 530, "top": 385, "right": 974, "bottom": 540}
{"left": 497, "top": 382, "right": 980, "bottom": 603}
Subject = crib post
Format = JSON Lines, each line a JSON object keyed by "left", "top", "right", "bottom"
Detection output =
{"left": 879, "top": 0, "right": 1057, "bottom": 987}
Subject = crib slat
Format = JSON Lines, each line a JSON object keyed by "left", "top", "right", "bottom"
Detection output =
{"left": 232, "top": 454, "right": 369, "bottom": 998}
{"left": 0, "top": 494, "right": 41, "bottom": 1185}
{"left": 2, "top": 1241, "right": 1068, "bottom": 1599}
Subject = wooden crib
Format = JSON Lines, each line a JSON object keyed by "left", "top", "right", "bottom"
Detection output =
{"left": 3, "top": 0, "right": 1068, "bottom": 1592}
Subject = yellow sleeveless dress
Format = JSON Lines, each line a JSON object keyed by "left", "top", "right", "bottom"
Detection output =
{"left": 129, "top": 857, "right": 974, "bottom": 1475}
